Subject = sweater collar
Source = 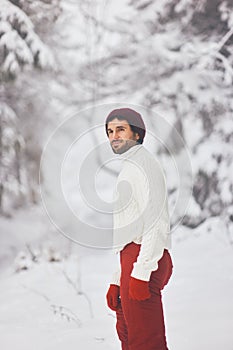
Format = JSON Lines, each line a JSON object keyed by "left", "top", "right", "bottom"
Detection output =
{"left": 118, "top": 143, "right": 143, "bottom": 160}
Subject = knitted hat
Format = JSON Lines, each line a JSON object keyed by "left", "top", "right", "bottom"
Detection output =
{"left": 105, "top": 107, "right": 146, "bottom": 144}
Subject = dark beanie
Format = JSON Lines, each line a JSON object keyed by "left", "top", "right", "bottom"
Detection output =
{"left": 105, "top": 107, "right": 146, "bottom": 144}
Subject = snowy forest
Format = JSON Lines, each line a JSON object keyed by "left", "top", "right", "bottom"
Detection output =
{"left": 0, "top": 0, "right": 233, "bottom": 349}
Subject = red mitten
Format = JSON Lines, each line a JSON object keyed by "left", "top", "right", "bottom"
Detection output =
{"left": 129, "top": 277, "right": 151, "bottom": 301}
{"left": 106, "top": 284, "right": 120, "bottom": 311}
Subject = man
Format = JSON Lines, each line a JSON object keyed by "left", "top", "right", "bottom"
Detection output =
{"left": 105, "top": 107, "right": 173, "bottom": 350}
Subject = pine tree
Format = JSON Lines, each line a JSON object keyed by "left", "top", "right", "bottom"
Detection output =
{"left": 0, "top": 0, "right": 56, "bottom": 79}
{"left": 0, "top": 102, "right": 26, "bottom": 214}
{"left": 0, "top": 0, "right": 59, "bottom": 214}
{"left": 89, "top": 0, "right": 233, "bottom": 236}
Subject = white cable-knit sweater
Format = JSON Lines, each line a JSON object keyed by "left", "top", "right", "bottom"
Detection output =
{"left": 111, "top": 144, "right": 171, "bottom": 285}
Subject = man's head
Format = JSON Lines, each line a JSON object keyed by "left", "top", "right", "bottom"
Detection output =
{"left": 105, "top": 108, "right": 146, "bottom": 154}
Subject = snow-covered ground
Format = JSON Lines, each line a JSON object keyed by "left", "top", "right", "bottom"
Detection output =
{"left": 0, "top": 209, "right": 233, "bottom": 350}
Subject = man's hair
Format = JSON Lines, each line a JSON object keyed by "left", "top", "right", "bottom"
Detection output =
{"left": 105, "top": 108, "right": 146, "bottom": 144}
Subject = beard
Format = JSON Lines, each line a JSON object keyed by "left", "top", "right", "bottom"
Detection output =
{"left": 111, "top": 139, "right": 138, "bottom": 154}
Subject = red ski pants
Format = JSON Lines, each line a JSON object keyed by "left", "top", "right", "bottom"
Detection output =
{"left": 116, "top": 242, "right": 173, "bottom": 350}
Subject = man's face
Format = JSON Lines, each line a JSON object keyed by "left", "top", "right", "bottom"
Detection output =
{"left": 107, "top": 118, "right": 139, "bottom": 154}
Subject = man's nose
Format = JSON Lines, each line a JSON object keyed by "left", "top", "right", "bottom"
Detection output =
{"left": 112, "top": 130, "right": 120, "bottom": 139}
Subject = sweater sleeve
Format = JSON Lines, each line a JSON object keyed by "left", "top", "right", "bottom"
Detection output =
{"left": 130, "top": 158, "right": 170, "bottom": 282}
{"left": 111, "top": 269, "right": 121, "bottom": 286}
{"left": 110, "top": 250, "right": 121, "bottom": 286}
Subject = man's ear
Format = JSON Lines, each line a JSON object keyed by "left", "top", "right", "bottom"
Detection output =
{"left": 134, "top": 132, "right": 140, "bottom": 141}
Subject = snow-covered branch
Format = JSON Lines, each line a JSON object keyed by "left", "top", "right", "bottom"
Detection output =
{"left": 62, "top": 268, "right": 94, "bottom": 319}
{"left": 21, "top": 283, "right": 82, "bottom": 327}
{"left": 0, "top": 0, "right": 55, "bottom": 78}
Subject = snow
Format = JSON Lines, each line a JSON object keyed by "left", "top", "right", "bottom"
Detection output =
{"left": 0, "top": 0, "right": 55, "bottom": 76}
{"left": 1, "top": 0, "right": 233, "bottom": 348}
{"left": 166, "top": 220, "right": 233, "bottom": 349}
{"left": 0, "top": 209, "right": 233, "bottom": 350}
